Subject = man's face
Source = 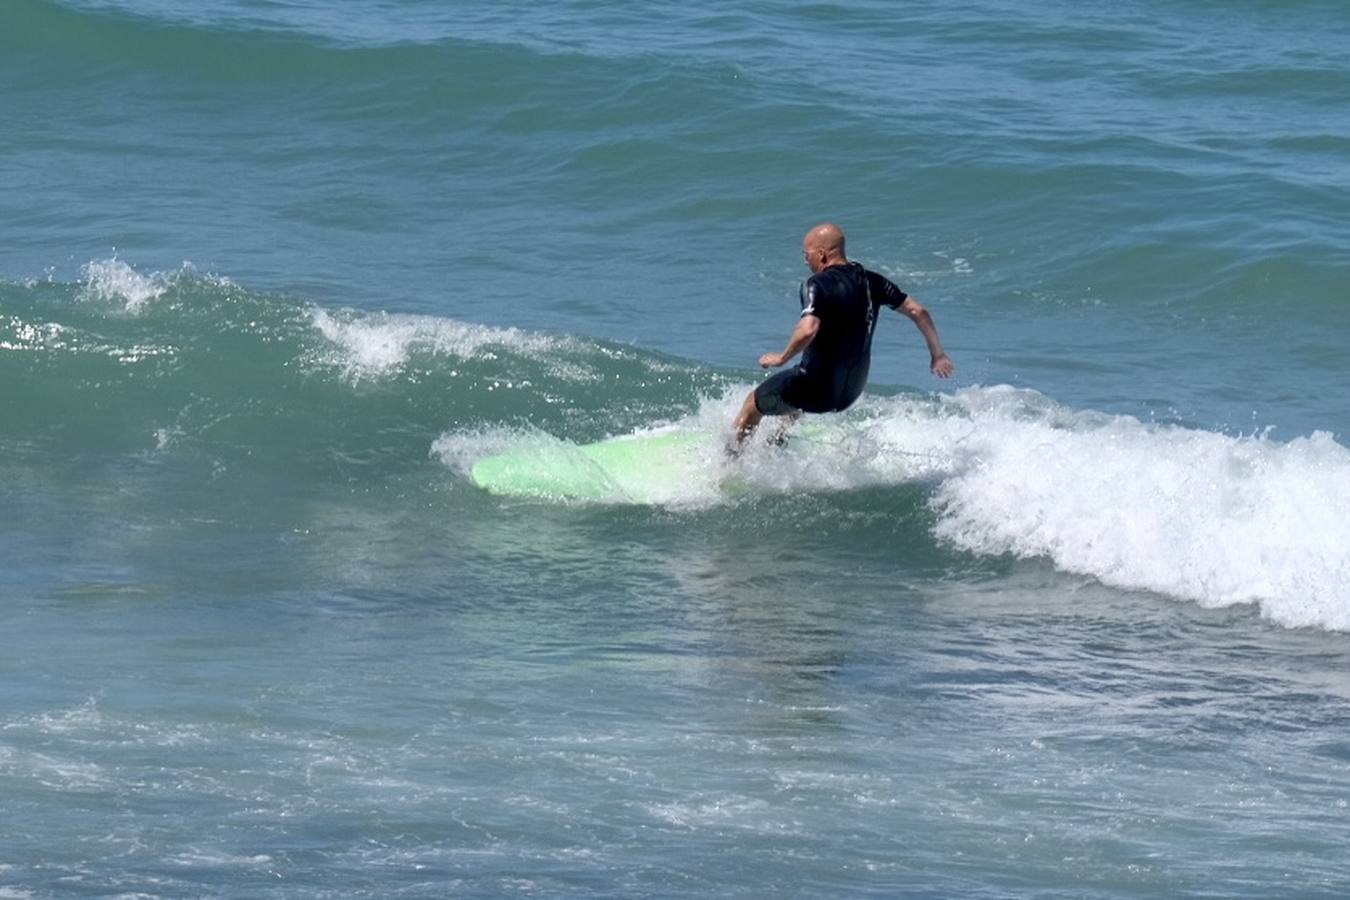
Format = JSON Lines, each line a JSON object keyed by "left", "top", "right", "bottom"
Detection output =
{"left": 802, "top": 244, "right": 822, "bottom": 274}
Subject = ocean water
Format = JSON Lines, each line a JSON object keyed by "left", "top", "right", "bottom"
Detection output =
{"left": 3, "top": 0, "right": 1350, "bottom": 896}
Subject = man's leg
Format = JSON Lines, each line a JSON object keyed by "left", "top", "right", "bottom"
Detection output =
{"left": 733, "top": 389, "right": 763, "bottom": 444}
{"left": 733, "top": 370, "right": 803, "bottom": 449}
{"left": 767, "top": 411, "right": 802, "bottom": 446}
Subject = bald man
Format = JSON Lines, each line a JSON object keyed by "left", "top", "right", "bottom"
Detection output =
{"left": 733, "top": 223, "right": 954, "bottom": 442}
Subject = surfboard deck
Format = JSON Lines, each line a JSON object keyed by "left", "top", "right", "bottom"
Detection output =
{"left": 470, "top": 429, "right": 718, "bottom": 501}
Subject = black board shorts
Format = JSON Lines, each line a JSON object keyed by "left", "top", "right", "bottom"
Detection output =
{"left": 753, "top": 368, "right": 828, "bottom": 416}
{"left": 755, "top": 365, "right": 867, "bottom": 416}
{"left": 754, "top": 369, "right": 802, "bottom": 416}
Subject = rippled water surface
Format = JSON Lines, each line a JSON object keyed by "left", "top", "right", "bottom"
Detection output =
{"left": 3, "top": 0, "right": 1349, "bottom": 896}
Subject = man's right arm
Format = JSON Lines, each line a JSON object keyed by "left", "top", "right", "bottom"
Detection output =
{"left": 760, "top": 313, "right": 820, "bottom": 368}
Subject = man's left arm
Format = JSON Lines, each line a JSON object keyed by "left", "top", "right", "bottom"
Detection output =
{"left": 898, "top": 296, "right": 954, "bottom": 378}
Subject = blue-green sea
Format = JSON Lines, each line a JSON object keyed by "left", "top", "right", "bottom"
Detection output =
{"left": 4, "top": 0, "right": 1350, "bottom": 896}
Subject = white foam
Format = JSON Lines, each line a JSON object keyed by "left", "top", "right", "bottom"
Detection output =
{"left": 79, "top": 257, "right": 172, "bottom": 313}
{"left": 647, "top": 796, "right": 804, "bottom": 835}
{"left": 29, "top": 695, "right": 104, "bottom": 732}
{"left": 0, "top": 316, "right": 68, "bottom": 352}
{"left": 928, "top": 386, "right": 1350, "bottom": 630}
{"left": 26, "top": 753, "right": 111, "bottom": 790}
{"left": 875, "top": 249, "right": 977, "bottom": 286}
{"left": 76, "top": 257, "right": 233, "bottom": 315}
{"left": 153, "top": 427, "right": 181, "bottom": 451}
{"left": 431, "top": 425, "right": 522, "bottom": 470}
{"left": 308, "top": 307, "right": 585, "bottom": 381}
{"left": 165, "top": 851, "right": 273, "bottom": 869}
{"left": 447, "top": 384, "right": 1350, "bottom": 629}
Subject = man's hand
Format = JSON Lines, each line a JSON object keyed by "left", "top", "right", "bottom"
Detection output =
{"left": 760, "top": 315, "right": 818, "bottom": 370}
{"left": 930, "top": 353, "right": 954, "bottom": 378}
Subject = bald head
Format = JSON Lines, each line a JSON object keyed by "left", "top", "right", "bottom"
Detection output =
{"left": 802, "top": 222, "right": 847, "bottom": 273}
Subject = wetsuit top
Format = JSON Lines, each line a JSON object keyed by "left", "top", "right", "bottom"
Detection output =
{"left": 793, "top": 261, "right": 908, "bottom": 412}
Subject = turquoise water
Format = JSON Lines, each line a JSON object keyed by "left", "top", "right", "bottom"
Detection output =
{"left": 3, "top": 0, "right": 1350, "bottom": 896}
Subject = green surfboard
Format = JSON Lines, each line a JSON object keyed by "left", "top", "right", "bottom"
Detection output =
{"left": 470, "top": 429, "right": 718, "bottom": 501}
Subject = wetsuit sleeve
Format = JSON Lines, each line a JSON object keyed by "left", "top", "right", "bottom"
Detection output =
{"left": 866, "top": 270, "right": 909, "bottom": 309}
{"left": 799, "top": 278, "right": 824, "bottom": 318}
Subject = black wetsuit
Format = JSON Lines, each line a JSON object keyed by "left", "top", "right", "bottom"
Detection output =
{"left": 754, "top": 262, "right": 909, "bottom": 415}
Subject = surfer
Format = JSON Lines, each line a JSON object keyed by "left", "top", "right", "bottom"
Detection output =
{"left": 733, "top": 223, "right": 955, "bottom": 443}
